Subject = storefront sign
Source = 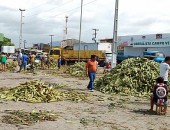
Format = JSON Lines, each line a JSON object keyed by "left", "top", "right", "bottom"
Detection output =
{"left": 133, "top": 41, "right": 170, "bottom": 47}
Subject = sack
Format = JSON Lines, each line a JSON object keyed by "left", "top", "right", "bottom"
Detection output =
{"left": 14, "top": 66, "right": 20, "bottom": 73}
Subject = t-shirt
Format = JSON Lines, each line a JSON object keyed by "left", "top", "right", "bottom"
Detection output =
{"left": 41, "top": 55, "right": 45, "bottom": 61}
{"left": 153, "top": 83, "right": 168, "bottom": 101}
{"left": 22, "top": 54, "right": 28, "bottom": 64}
{"left": 86, "top": 60, "right": 98, "bottom": 72}
{"left": 160, "top": 62, "right": 170, "bottom": 81}
{"left": 1, "top": 55, "right": 7, "bottom": 63}
{"left": 30, "top": 54, "right": 35, "bottom": 62}
{"left": 17, "top": 53, "right": 22, "bottom": 61}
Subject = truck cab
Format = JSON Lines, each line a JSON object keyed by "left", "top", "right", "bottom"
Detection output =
{"left": 49, "top": 48, "right": 61, "bottom": 61}
{"left": 143, "top": 51, "right": 165, "bottom": 63}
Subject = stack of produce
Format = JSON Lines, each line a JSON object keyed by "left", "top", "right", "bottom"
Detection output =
{"left": 0, "top": 80, "right": 88, "bottom": 103}
{"left": 66, "top": 62, "right": 86, "bottom": 77}
{"left": 34, "top": 58, "right": 57, "bottom": 70}
{"left": 2, "top": 109, "right": 58, "bottom": 125}
{"left": 49, "top": 58, "right": 57, "bottom": 69}
{"left": 6, "top": 61, "right": 18, "bottom": 71}
{"left": 95, "top": 58, "right": 159, "bottom": 96}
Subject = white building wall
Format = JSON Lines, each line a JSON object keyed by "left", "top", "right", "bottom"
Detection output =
{"left": 98, "top": 43, "right": 112, "bottom": 53}
{"left": 73, "top": 43, "right": 97, "bottom": 50}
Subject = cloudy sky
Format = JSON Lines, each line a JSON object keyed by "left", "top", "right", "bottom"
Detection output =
{"left": 1, "top": 0, "right": 170, "bottom": 47}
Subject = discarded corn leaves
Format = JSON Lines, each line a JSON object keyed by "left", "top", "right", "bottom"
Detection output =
{"left": 0, "top": 80, "right": 89, "bottom": 103}
{"left": 35, "top": 58, "right": 57, "bottom": 70}
{"left": 65, "top": 62, "right": 86, "bottom": 77}
{"left": 2, "top": 109, "right": 58, "bottom": 125}
{"left": 6, "top": 61, "right": 18, "bottom": 71}
{"left": 95, "top": 58, "right": 159, "bottom": 97}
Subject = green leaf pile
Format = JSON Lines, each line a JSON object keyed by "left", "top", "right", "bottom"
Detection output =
{"left": 0, "top": 80, "right": 88, "bottom": 103}
{"left": 95, "top": 58, "right": 159, "bottom": 96}
{"left": 66, "top": 62, "right": 86, "bottom": 77}
{"left": 2, "top": 109, "right": 58, "bottom": 125}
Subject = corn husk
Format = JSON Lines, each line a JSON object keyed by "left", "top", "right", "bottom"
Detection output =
{"left": 95, "top": 57, "right": 159, "bottom": 97}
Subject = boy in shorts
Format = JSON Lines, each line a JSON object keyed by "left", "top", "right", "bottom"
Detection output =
{"left": 150, "top": 77, "right": 168, "bottom": 112}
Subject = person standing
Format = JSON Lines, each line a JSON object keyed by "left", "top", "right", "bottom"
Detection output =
{"left": 160, "top": 56, "right": 170, "bottom": 85}
{"left": 86, "top": 55, "right": 98, "bottom": 91}
{"left": 19, "top": 52, "right": 28, "bottom": 72}
{"left": 58, "top": 56, "right": 62, "bottom": 70}
{"left": 40, "top": 53, "right": 45, "bottom": 70}
{"left": 17, "top": 51, "right": 22, "bottom": 66}
{"left": 1, "top": 52, "right": 7, "bottom": 72}
{"left": 46, "top": 54, "right": 51, "bottom": 69}
{"left": 29, "top": 53, "right": 35, "bottom": 66}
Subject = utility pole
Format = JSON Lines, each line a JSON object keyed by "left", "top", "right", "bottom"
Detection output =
{"left": 78, "top": 0, "right": 83, "bottom": 62}
{"left": 111, "top": 0, "right": 119, "bottom": 68}
{"left": 92, "top": 29, "right": 99, "bottom": 50}
{"left": 23, "top": 40, "right": 26, "bottom": 49}
{"left": 65, "top": 16, "right": 68, "bottom": 40}
{"left": 49, "top": 35, "right": 54, "bottom": 48}
{"left": 19, "top": 8, "right": 25, "bottom": 49}
{"left": 92, "top": 29, "right": 99, "bottom": 43}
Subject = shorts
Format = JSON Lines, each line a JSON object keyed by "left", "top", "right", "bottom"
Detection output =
{"left": 1, "top": 62, "right": 6, "bottom": 64}
{"left": 153, "top": 97, "right": 168, "bottom": 105}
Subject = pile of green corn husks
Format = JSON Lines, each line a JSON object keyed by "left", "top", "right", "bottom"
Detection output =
{"left": 95, "top": 58, "right": 159, "bottom": 96}
{"left": 2, "top": 109, "right": 58, "bottom": 125}
{"left": 34, "top": 58, "right": 57, "bottom": 70}
{"left": 0, "top": 80, "right": 88, "bottom": 103}
{"left": 6, "top": 61, "right": 18, "bottom": 71}
{"left": 66, "top": 62, "right": 86, "bottom": 77}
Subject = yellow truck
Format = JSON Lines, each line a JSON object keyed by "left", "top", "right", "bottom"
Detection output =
{"left": 49, "top": 47, "right": 106, "bottom": 66}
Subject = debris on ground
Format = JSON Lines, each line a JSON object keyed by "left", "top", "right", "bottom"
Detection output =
{"left": 2, "top": 109, "right": 58, "bottom": 125}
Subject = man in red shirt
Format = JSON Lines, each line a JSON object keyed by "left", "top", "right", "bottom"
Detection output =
{"left": 86, "top": 55, "right": 98, "bottom": 91}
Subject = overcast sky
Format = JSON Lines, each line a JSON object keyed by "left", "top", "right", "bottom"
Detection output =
{"left": 1, "top": 0, "right": 170, "bottom": 47}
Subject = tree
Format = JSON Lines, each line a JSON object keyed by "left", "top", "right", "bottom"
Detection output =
{"left": 0, "top": 37, "right": 14, "bottom": 47}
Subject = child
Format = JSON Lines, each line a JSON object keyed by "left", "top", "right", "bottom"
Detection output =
{"left": 104, "top": 62, "right": 111, "bottom": 74}
{"left": 150, "top": 77, "right": 168, "bottom": 112}
{"left": 1, "top": 52, "right": 7, "bottom": 72}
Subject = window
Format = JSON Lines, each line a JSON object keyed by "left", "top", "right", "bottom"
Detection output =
{"left": 50, "top": 50, "right": 60, "bottom": 55}
{"left": 156, "top": 34, "right": 162, "bottom": 39}
{"left": 156, "top": 53, "right": 164, "bottom": 58}
{"left": 84, "top": 45, "right": 88, "bottom": 50}
{"left": 106, "top": 53, "right": 112, "bottom": 57}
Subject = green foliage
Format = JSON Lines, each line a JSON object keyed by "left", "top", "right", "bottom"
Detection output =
{"left": 0, "top": 37, "right": 15, "bottom": 47}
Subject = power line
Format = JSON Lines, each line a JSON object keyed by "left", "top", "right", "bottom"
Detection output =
{"left": 52, "top": 0, "right": 98, "bottom": 17}
{"left": 25, "top": 0, "right": 75, "bottom": 18}
{"left": 27, "top": 0, "right": 52, "bottom": 11}
{"left": 25, "top": 0, "right": 99, "bottom": 24}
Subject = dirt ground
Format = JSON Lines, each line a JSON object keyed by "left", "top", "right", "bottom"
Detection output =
{"left": 0, "top": 70, "right": 170, "bottom": 130}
